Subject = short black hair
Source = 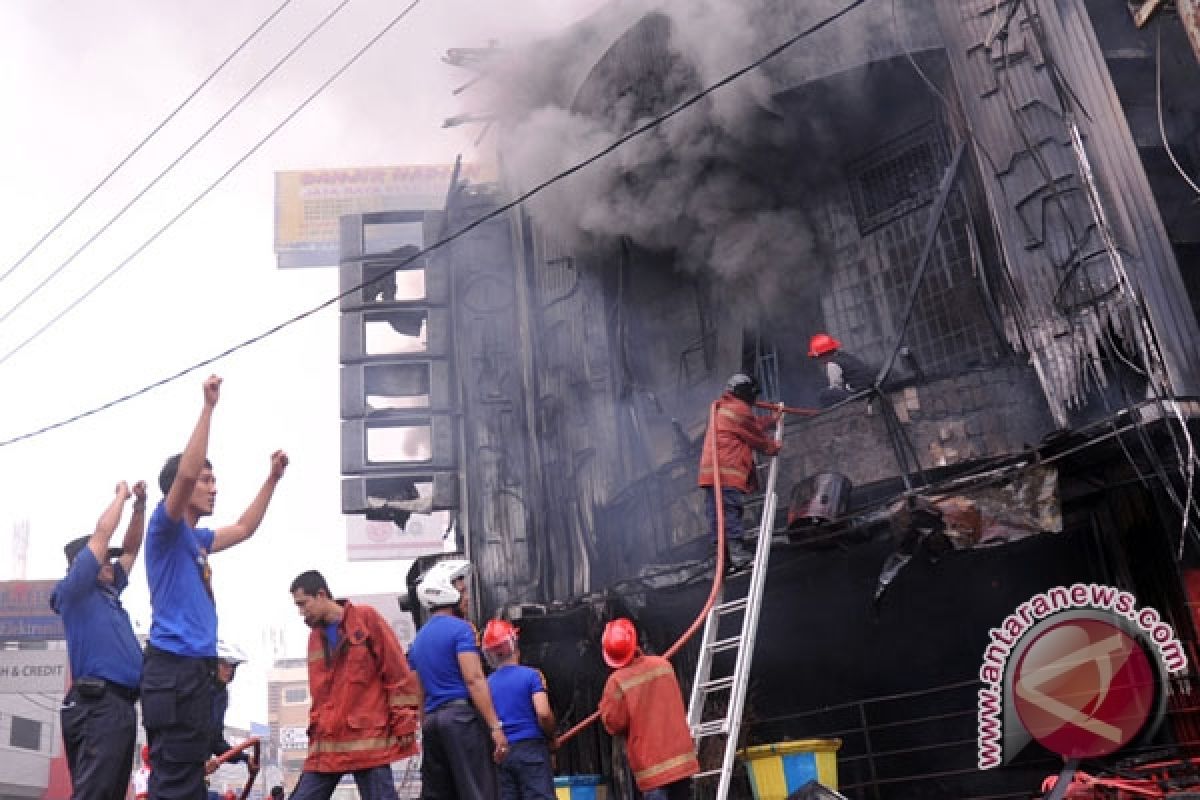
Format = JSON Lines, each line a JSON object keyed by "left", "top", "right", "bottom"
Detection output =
{"left": 290, "top": 570, "right": 331, "bottom": 598}
{"left": 159, "top": 453, "right": 213, "bottom": 495}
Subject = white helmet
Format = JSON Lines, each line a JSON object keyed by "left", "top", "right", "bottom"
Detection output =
{"left": 416, "top": 559, "right": 471, "bottom": 609}
{"left": 216, "top": 639, "right": 248, "bottom": 665}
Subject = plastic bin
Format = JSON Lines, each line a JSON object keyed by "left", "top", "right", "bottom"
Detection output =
{"left": 553, "top": 775, "right": 608, "bottom": 800}
{"left": 738, "top": 739, "right": 842, "bottom": 800}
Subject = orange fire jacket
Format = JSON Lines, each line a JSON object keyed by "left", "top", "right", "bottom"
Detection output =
{"left": 304, "top": 600, "right": 420, "bottom": 772}
{"left": 600, "top": 654, "right": 700, "bottom": 791}
{"left": 697, "top": 392, "right": 780, "bottom": 493}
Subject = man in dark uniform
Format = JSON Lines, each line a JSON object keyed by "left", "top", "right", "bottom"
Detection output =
{"left": 142, "top": 375, "right": 288, "bottom": 800}
{"left": 809, "top": 333, "right": 877, "bottom": 407}
{"left": 205, "top": 640, "right": 255, "bottom": 775}
{"left": 51, "top": 479, "right": 147, "bottom": 800}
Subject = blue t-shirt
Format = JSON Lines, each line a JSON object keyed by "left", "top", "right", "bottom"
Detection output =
{"left": 145, "top": 501, "right": 217, "bottom": 657}
{"left": 408, "top": 615, "right": 477, "bottom": 713}
{"left": 487, "top": 664, "right": 548, "bottom": 744}
{"left": 50, "top": 547, "right": 142, "bottom": 690}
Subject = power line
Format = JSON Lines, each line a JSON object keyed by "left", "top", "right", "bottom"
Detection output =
{"left": 0, "top": 0, "right": 422, "bottom": 370}
{"left": 0, "top": 0, "right": 869, "bottom": 449}
{"left": 0, "top": 0, "right": 356, "bottom": 330}
{"left": 0, "top": 0, "right": 295, "bottom": 290}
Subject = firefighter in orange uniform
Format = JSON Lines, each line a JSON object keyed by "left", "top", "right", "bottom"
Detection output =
{"left": 288, "top": 570, "right": 420, "bottom": 800}
{"left": 599, "top": 618, "right": 699, "bottom": 800}
{"left": 697, "top": 373, "right": 782, "bottom": 570}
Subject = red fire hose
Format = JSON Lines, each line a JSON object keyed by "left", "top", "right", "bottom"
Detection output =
{"left": 555, "top": 401, "right": 787, "bottom": 747}
{"left": 210, "top": 737, "right": 262, "bottom": 800}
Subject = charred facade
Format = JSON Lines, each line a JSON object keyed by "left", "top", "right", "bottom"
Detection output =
{"left": 405, "top": 1, "right": 1200, "bottom": 797}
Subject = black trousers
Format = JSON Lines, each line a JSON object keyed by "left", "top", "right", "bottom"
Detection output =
{"left": 142, "top": 646, "right": 215, "bottom": 800}
{"left": 420, "top": 701, "right": 498, "bottom": 800}
{"left": 61, "top": 684, "right": 137, "bottom": 800}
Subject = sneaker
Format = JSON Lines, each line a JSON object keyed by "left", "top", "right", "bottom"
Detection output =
{"left": 727, "top": 539, "right": 754, "bottom": 571}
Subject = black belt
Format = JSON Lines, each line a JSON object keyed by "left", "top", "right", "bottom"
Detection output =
{"left": 77, "top": 677, "right": 139, "bottom": 704}
{"left": 434, "top": 698, "right": 472, "bottom": 711}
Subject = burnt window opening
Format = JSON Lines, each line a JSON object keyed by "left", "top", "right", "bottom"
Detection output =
{"left": 849, "top": 124, "right": 944, "bottom": 235}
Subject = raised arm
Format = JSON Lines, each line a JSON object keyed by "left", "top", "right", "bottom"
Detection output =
{"left": 117, "top": 481, "right": 147, "bottom": 575}
{"left": 165, "top": 376, "right": 221, "bottom": 522}
{"left": 87, "top": 482, "right": 132, "bottom": 563}
{"left": 211, "top": 450, "right": 288, "bottom": 553}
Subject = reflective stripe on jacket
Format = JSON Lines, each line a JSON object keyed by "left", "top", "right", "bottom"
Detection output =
{"left": 305, "top": 600, "right": 420, "bottom": 772}
{"left": 697, "top": 393, "right": 780, "bottom": 493}
{"left": 599, "top": 654, "right": 699, "bottom": 791}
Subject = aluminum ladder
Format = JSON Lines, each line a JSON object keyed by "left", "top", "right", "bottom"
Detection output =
{"left": 687, "top": 413, "right": 784, "bottom": 800}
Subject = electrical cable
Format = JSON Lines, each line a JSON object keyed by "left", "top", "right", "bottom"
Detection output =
{"left": 1156, "top": 24, "right": 1200, "bottom": 197}
{"left": 0, "top": 0, "right": 356, "bottom": 330}
{"left": 0, "top": 0, "right": 295, "bottom": 290}
{"left": 0, "top": 0, "right": 421, "bottom": 375}
{"left": 0, "top": 0, "right": 870, "bottom": 449}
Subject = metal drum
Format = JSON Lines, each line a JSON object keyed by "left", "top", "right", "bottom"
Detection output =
{"left": 787, "top": 472, "right": 852, "bottom": 528}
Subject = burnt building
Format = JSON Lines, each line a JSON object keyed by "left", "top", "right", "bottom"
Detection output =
{"left": 346, "top": 1, "right": 1200, "bottom": 797}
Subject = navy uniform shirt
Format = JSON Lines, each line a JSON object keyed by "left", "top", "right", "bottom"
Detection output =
{"left": 50, "top": 547, "right": 143, "bottom": 690}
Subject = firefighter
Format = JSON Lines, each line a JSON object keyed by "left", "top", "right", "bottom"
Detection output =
{"left": 407, "top": 559, "right": 507, "bottom": 800}
{"left": 206, "top": 640, "right": 255, "bottom": 775}
{"left": 288, "top": 570, "right": 420, "bottom": 800}
{"left": 697, "top": 373, "right": 782, "bottom": 570}
{"left": 599, "top": 618, "right": 699, "bottom": 800}
{"left": 482, "top": 619, "right": 557, "bottom": 800}
{"left": 808, "top": 333, "right": 876, "bottom": 407}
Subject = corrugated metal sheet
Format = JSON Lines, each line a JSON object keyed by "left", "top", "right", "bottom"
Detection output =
{"left": 934, "top": 0, "right": 1200, "bottom": 420}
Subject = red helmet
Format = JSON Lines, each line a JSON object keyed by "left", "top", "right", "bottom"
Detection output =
{"left": 808, "top": 333, "right": 841, "bottom": 358}
{"left": 482, "top": 618, "right": 518, "bottom": 652}
{"left": 601, "top": 618, "right": 639, "bottom": 669}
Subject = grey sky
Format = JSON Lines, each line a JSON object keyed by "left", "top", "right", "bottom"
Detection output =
{"left": 0, "top": 0, "right": 607, "bottom": 728}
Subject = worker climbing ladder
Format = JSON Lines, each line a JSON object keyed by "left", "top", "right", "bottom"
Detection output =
{"left": 687, "top": 412, "right": 785, "bottom": 800}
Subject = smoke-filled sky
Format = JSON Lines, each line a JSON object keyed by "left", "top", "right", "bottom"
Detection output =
{"left": 0, "top": 0, "right": 607, "bottom": 730}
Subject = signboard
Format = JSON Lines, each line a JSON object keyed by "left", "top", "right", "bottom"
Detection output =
{"left": 279, "top": 726, "right": 309, "bottom": 751}
{"left": 346, "top": 513, "right": 447, "bottom": 562}
{"left": 0, "top": 581, "right": 64, "bottom": 641}
{"left": 346, "top": 593, "right": 417, "bottom": 649}
{"left": 273, "top": 164, "right": 484, "bottom": 268}
{"left": 0, "top": 647, "right": 69, "bottom": 693}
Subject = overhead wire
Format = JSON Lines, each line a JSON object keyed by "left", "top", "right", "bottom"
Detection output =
{"left": 0, "top": 0, "right": 296, "bottom": 290}
{"left": 0, "top": 0, "right": 357, "bottom": 330}
{"left": 0, "top": 0, "right": 422, "bottom": 373}
{"left": 1156, "top": 23, "right": 1200, "bottom": 198}
{"left": 0, "top": 0, "right": 871, "bottom": 449}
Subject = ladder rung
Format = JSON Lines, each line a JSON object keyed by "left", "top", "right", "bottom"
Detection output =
{"left": 699, "top": 676, "right": 734, "bottom": 693}
{"left": 715, "top": 598, "right": 748, "bottom": 614}
{"left": 693, "top": 719, "right": 728, "bottom": 738}
{"left": 694, "top": 769, "right": 725, "bottom": 780}
{"left": 707, "top": 636, "right": 742, "bottom": 654}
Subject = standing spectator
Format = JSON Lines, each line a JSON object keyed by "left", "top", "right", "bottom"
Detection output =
{"left": 599, "top": 618, "right": 699, "bottom": 800}
{"left": 288, "top": 570, "right": 420, "bottom": 800}
{"left": 481, "top": 619, "right": 557, "bottom": 800}
{"left": 142, "top": 375, "right": 289, "bottom": 800}
{"left": 696, "top": 373, "right": 781, "bottom": 570}
{"left": 51, "top": 480, "right": 147, "bottom": 800}
{"left": 407, "top": 559, "right": 506, "bottom": 800}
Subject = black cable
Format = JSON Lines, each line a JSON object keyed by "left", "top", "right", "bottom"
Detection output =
{"left": 0, "top": 0, "right": 870, "bottom": 448}
{"left": 0, "top": 0, "right": 296, "bottom": 291}
{"left": 0, "top": 0, "right": 422, "bottom": 372}
{"left": 0, "top": 0, "right": 354, "bottom": 330}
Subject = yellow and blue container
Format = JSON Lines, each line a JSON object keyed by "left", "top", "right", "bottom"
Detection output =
{"left": 737, "top": 738, "right": 842, "bottom": 800}
{"left": 554, "top": 775, "right": 607, "bottom": 800}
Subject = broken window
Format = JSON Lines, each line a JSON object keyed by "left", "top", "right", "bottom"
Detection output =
{"left": 364, "top": 363, "right": 431, "bottom": 411}
{"left": 365, "top": 422, "right": 433, "bottom": 464}
{"left": 362, "top": 260, "right": 426, "bottom": 305}
{"left": 364, "top": 310, "right": 428, "bottom": 355}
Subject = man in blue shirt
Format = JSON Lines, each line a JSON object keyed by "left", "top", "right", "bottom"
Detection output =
{"left": 482, "top": 619, "right": 557, "bottom": 800}
{"left": 51, "top": 479, "right": 147, "bottom": 800}
{"left": 407, "top": 559, "right": 506, "bottom": 800}
{"left": 142, "top": 375, "right": 288, "bottom": 800}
